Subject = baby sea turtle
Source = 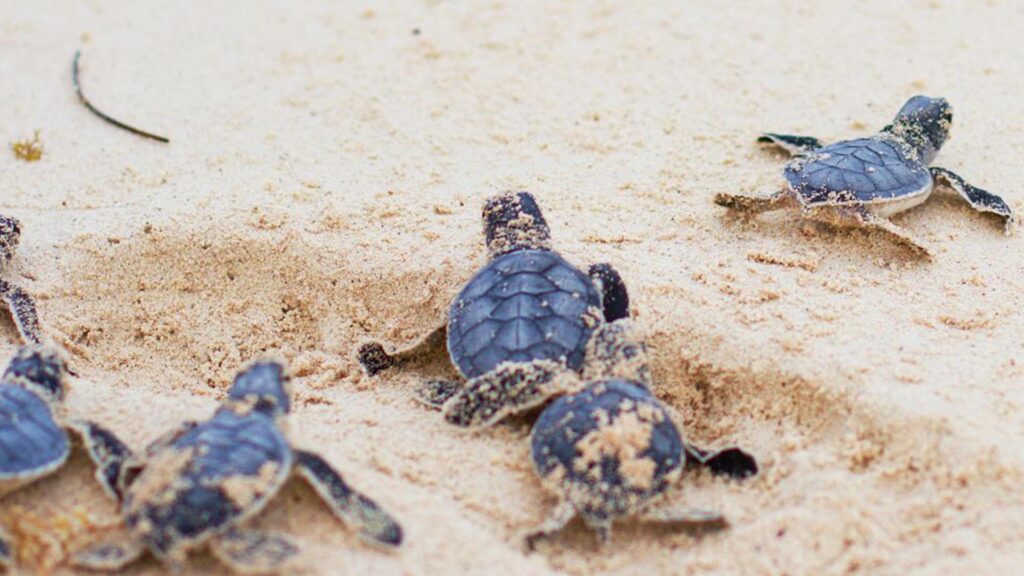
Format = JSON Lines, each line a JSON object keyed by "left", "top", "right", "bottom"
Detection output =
{"left": 0, "top": 345, "right": 131, "bottom": 569}
{"left": 0, "top": 215, "right": 42, "bottom": 343}
{"left": 428, "top": 275, "right": 758, "bottom": 546}
{"left": 715, "top": 96, "right": 1016, "bottom": 258}
{"left": 358, "top": 191, "right": 624, "bottom": 424}
{"left": 72, "top": 359, "right": 402, "bottom": 574}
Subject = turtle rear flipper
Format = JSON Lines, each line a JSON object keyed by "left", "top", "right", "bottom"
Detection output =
{"left": 442, "top": 360, "right": 578, "bottom": 428}
{"left": 637, "top": 505, "right": 727, "bottom": 530}
{"left": 0, "top": 280, "right": 40, "bottom": 344}
{"left": 67, "top": 419, "right": 134, "bottom": 502}
{"left": 357, "top": 322, "right": 447, "bottom": 377}
{"left": 210, "top": 530, "right": 300, "bottom": 574}
{"left": 71, "top": 537, "right": 146, "bottom": 572}
{"left": 294, "top": 450, "right": 403, "bottom": 547}
{"left": 930, "top": 167, "right": 1017, "bottom": 233}
{"left": 804, "top": 204, "right": 933, "bottom": 259}
{"left": 714, "top": 190, "right": 798, "bottom": 215}
{"left": 523, "top": 499, "right": 576, "bottom": 551}
{"left": 758, "top": 133, "right": 823, "bottom": 155}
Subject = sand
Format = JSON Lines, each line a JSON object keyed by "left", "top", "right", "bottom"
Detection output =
{"left": 2, "top": 0, "right": 1024, "bottom": 574}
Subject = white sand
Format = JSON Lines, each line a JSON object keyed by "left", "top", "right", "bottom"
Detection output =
{"left": 2, "top": 1, "right": 1024, "bottom": 574}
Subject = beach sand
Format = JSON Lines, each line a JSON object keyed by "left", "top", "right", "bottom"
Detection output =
{"left": 2, "top": 1, "right": 1023, "bottom": 574}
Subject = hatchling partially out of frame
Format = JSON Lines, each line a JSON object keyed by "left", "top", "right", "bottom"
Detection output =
{"left": 424, "top": 273, "right": 758, "bottom": 546}
{"left": 715, "top": 96, "right": 1017, "bottom": 258}
{"left": 0, "top": 215, "right": 42, "bottom": 344}
{"left": 0, "top": 346, "right": 131, "bottom": 569}
{"left": 72, "top": 359, "right": 402, "bottom": 574}
{"left": 358, "top": 191, "right": 625, "bottom": 423}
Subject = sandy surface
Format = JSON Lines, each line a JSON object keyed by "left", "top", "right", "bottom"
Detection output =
{"left": 2, "top": 1, "right": 1024, "bottom": 574}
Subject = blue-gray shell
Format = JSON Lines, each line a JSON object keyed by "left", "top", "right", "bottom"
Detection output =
{"left": 447, "top": 249, "right": 602, "bottom": 380}
{"left": 126, "top": 409, "right": 292, "bottom": 554}
{"left": 531, "top": 379, "right": 683, "bottom": 519}
{"left": 784, "top": 137, "right": 932, "bottom": 205}
{"left": 0, "top": 384, "right": 68, "bottom": 478}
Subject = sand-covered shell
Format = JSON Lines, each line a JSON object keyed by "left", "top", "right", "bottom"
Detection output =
{"left": 124, "top": 409, "right": 292, "bottom": 557}
{"left": 447, "top": 249, "right": 602, "bottom": 379}
{"left": 530, "top": 379, "right": 684, "bottom": 523}
{"left": 785, "top": 137, "right": 932, "bottom": 205}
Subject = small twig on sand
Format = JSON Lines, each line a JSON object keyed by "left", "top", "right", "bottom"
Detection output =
{"left": 72, "top": 50, "right": 169, "bottom": 143}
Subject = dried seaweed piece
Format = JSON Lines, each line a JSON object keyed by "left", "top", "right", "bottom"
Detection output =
{"left": 11, "top": 130, "right": 43, "bottom": 162}
{"left": 72, "top": 50, "right": 169, "bottom": 144}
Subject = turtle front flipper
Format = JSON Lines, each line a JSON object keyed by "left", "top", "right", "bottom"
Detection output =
{"left": 930, "top": 167, "right": 1017, "bottom": 233}
{"left": 67, "top": 420, "right": 134, "bottom": 502}
{"left": 758, "top": 132, "right": 823, "bottom": 155}
{"left": 714, "top": 190, "right": 799, "bottom": 215}
{"left": 588, "top": 263, "right": 629, "bottom": 322}
{"left": 293, "top": 450, "right": 403, "bottom": 547}
{"left": 209, "top": 530, "right": 300, "bottom": 574}
{"left": 523, "top": 499, "right": 576, "bottom": 551}
{"left": 414, "top": 379, "right": 463, "bottom": 408}
{"left": 0, "top": 280, "right": 40, "bottom": 344}
{"left": 684, "top": 444, "right": 759, "bottom": 480}
{"left": 804, "top": 204, "right": 934, "bottom": 260}
{"left": 71, "top": 537, "right": 146, "bottom": 572}
{"left": 357, "top": 322, "right": 447, "bottom": 377}
{"left": 442, "top": 360, "right": 579, "bottom": 428}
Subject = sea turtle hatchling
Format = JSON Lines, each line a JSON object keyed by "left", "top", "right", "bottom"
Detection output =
{"left": 0, "top": 345, "right": 131, "bottom": 569}
{"left": 0, "top": 215, "right": 42, "bottom": 343}
{"left": 72, "top": 359, "right": 402, "bottom": 574}
{"left": 714, "top": 96, "right": 1017, "bottom": 258}
{"left": 358, "top": 191, "right": 628, "bottom": 425}
{"left": 418, "top": 274, "right": 758, "bottom": 546}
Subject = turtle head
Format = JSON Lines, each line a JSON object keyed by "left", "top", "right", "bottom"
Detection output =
{"left": 4, "top": 345, "right": 68, "bottom": 403}
{"left": 0, "top": 215, "right": 22, "bottom": 267}
{"left": 227, "top": 359, "right": 291, "bottom": 418}
{"left": 887, "top": 95, "right": 952, "bottom": 163}
{"left": 483, "top": 192, "right": 552, "bottom": 259}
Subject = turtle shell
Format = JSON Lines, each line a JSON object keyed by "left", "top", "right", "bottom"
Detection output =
{"left": 784, "top": 137, "right": 932, "bottom": 206}
{"left": 447, "top": 249, "right": 602, "bottom": 380}
{"left": 0, "top": 383, "right": 68, "bottom": 490}
{"left": 125, "top": 409, "right": 292, "bottom": 556}
{"left": 530, "top": 379, "right": 684, "bottom": 522}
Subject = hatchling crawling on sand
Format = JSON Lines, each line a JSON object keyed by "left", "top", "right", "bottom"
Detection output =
{"left": 715, "top": 96, "right": 1016, "bottom": 258}
{"left": 0, "top": 215, "right": 41, "bottom": 343}
{"left": 428, "top": 272, "right": 756, "bottom": 546}
{"left": 358, "top": 191, "right": 627, "bottom": 419}
{"left": 72, "top": 359, "right": 402, "bottom": 574}
{"left": 0, "top": 346, "right": 131, "bottom": 569}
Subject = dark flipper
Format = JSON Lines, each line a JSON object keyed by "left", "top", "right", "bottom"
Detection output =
{"left": 210, "top": 530, "right": 300, "bottom": 574}
{"left": 67, "top": 420, "right": 134, "bottom": 502}
{"left": 414, "top": 379, "right": 463, "bottom": 409}
{"left": 587, "top": 264, "right": 630, "bottom": 322}
{"left": 442, "top": 360, "right": 577, "bottom": 428}
{"left": 294, "top": 450, "right": 403, "bottom": 547}
{"left": 357, "top": 323, "right": 446, "bottom": 377}
{"left": 0, "top": 280, "right": 41, "bottom": 344}
{"left": 930, "top": 167, "right": 1016, "bottom": 232}
{"left": 685, "top": 444, "right": 759, "bottom": 479}
{"left": 758, "top": 132, "right": 823, "bottom": 155}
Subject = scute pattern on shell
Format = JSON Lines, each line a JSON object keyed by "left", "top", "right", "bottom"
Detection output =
{"left": 447, "top": 249, "right": 602, "bottom": 380}
{"left": 0, "top": 384, "right": 68, "bottom": 478}
{"left": 530, "top": 379, "right": 684, "bottom": 523}
{"left": 125, "top": 409, "right": 292, "bottom": 556}
{"left": 785, "top": 137, "right": 932, "bottom": 205}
